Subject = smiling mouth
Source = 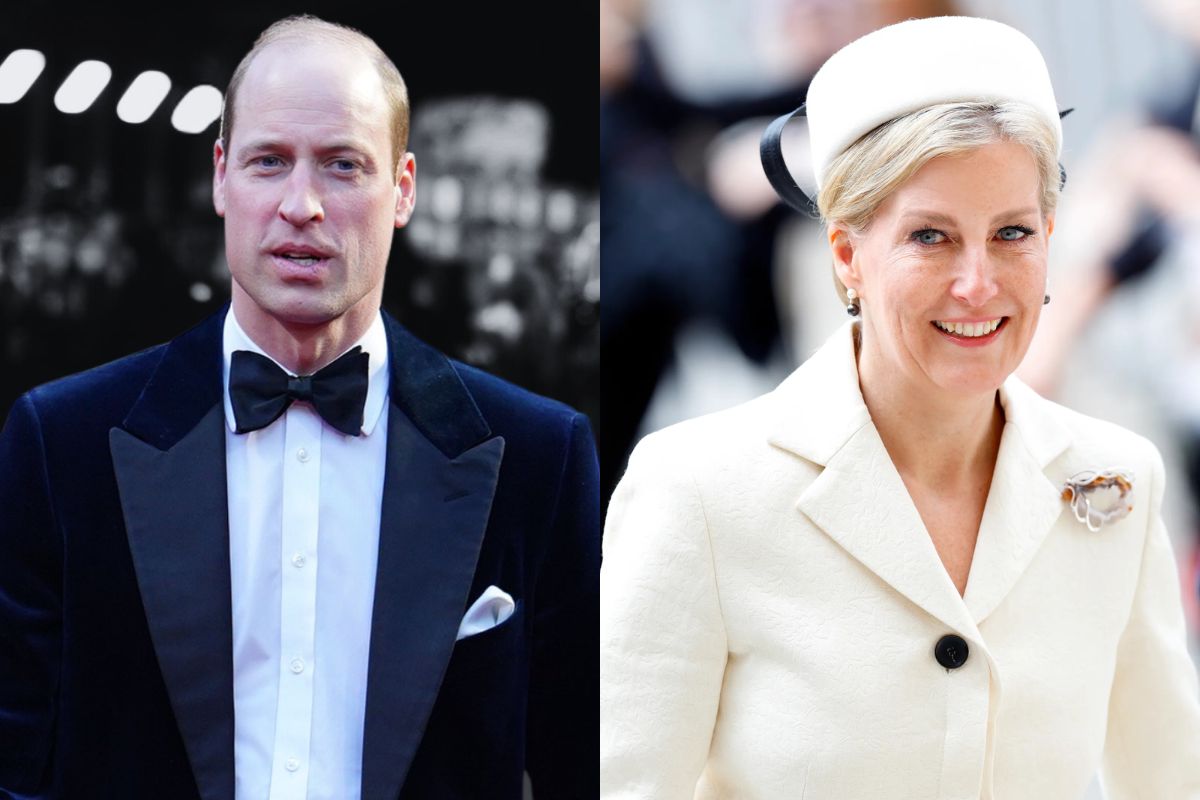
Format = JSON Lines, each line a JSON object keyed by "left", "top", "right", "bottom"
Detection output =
{"left": 932, "top": 318, "right": 1005, "bottom": 338}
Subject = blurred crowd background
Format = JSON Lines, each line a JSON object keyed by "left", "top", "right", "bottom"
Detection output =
{"left": 0, "top": 2, "right": 598, "bottom": 428}
{"left": 602, "top": 1, "right": 1200, "bottom": 772}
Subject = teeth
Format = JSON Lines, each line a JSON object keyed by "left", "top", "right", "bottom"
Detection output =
{"left": 282, "top": 254, "right": 319, "bottom": 265}
{"left": 935, "top": 319, "right": 1002, "bottom": 337}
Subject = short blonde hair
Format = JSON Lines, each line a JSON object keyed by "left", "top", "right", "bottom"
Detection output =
{"left": 220, "top": 15, "right": 410, "bottom": 170}
{"left": 817, "top": 102, "right": 1060, "bottom": 304}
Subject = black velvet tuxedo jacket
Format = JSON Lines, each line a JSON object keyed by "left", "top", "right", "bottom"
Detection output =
{"left": 0, "top": 306, "right": 599, "bottom": 799}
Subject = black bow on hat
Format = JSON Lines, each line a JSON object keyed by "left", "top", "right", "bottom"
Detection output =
{"left": 758, "top": 105, "right": 1074, "bottom": 216}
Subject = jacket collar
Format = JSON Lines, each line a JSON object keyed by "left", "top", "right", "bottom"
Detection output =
{"left": 768, "top": 321, "right": 1070, "bottom": 632}
{"left": 122, "top": 303, "right": 492, "bottom": 458}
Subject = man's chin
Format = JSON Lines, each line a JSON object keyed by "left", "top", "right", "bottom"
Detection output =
{"left": 246, "top": 293, "right": 346, "bottom": 329}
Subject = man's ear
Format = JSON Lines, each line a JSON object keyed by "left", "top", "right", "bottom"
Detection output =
{"left": 212, "top": 138, "right": 227, "bottom": 218}
{"left": 394, "top": 153, "right": 416, "bottom": 228}
{"left": 828, "top": 224, "right": 860, "bottom": 291}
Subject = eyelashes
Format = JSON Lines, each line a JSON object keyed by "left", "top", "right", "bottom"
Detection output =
{"left": 998, "top": 224, "right": 1036, "bottom": 242}
{"left": 908, "top": 225, "right": 1037, "bottom": 246}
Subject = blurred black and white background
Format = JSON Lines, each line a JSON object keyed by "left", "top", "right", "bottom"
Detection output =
{"left": 0, "top": 3, "right": 598, "bottom": 425}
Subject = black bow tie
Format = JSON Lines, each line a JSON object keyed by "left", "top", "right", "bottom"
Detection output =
{"left": 229, "top": 346, "right": 370, "bottom": 436}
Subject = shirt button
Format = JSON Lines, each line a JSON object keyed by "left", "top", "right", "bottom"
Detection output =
{"left": 296, "top": 447, "right": 310, "bottom": 462}
{"left": 285, "top": 757, "right": 300, "bottom": 772}
{"left": 291, "top": 552, "right": 306, "bottom": 568}
{"left": 934, "top": 634, "right": 969, "bottom": 669}
{"left": 290, "top": 657, "right": 305, "bottom": 674}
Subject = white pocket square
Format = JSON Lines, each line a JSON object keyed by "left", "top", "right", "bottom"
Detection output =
{"left": 455, "top": 585, "right": 516, "bottom": 641}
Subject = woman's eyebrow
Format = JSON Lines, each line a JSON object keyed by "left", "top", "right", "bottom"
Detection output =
{"left": 899, "top": 210, "right": 957, "bottom": 226}
{"left": 898, "top": 207, "right": 1040, "bottom": 226}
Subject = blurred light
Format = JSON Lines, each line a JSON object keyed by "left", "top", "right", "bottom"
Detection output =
{"left": 487, "top": 253, "right": 515, "bottom": 284}
{"left": 189, "top": 282, "right": 213, "bottom": 303}
{"left": 116, "top": 71, "right": 171, "bottom": 124}
{"left": 171, "top": 85, "right": 222, "bottom": 134}
{"left": 429, "top": 176, "right": 463, "bottom": 222}
{"left": 0, "top": 49, "right": 46, "bottom": 103}
{"left": 54, "top": 60, "right": 112, "bottom": 113}
{"left": 476, "top": 301, "right": 523, "bottom": 342}
{"left": 546, "top": 191, "right": 576, "bottom": 232}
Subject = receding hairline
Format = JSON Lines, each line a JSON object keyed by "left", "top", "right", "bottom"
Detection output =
{"left": 219, "top": 15, "right": 410, "bottom": 164}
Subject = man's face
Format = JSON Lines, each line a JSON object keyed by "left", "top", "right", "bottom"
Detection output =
{"left": 213, "top": 40, "right": 415, "bottom": 329}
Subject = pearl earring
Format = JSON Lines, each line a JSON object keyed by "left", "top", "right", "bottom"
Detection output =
{"left": 846, "top": 287, "right": 860, "bottom": 317}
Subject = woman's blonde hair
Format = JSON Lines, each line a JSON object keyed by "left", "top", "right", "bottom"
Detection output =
{"left": 816, "top": 101, "right": 1060, "bottom": 305}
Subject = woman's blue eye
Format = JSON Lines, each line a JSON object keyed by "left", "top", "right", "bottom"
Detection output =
{"left": 912, "top": 229, "right": 945, "bottom": 245}
{"left": 998, "top": 225, "right": 1034, "bottom": 241}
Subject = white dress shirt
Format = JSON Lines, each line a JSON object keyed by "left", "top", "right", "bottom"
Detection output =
{"left": 223, "top": 309, "right": 390, "bottom": 800}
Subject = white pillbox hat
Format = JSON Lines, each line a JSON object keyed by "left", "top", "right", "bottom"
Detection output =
{"left": 804, "top": 16, "right": 1063, "bottom": 191}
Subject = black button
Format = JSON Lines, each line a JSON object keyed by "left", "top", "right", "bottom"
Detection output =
{"left": 934, "top": 634, "right": 969, "bottom": 669}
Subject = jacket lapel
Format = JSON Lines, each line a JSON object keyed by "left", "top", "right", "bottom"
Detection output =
{"left": 962, "top": 377, "right": 1069, "bottom": 624}
{"left": 360, "top": 316, "right": 505, "bottom": 800}
{"left": 797, "top": 420, "right": 982, "bottom": 636}
{"left": 109, "top": 308, "right": 234, "bottom": 800}
{"left": 771, "top": 322, "right": 977, "bottom": 634}
{"left": 771, "top": 322, "right": 1070, "bottom": 636}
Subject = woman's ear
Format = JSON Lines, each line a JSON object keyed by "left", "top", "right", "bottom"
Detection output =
{"left": 828, "top": 224, "right": 860, "bottom": 292}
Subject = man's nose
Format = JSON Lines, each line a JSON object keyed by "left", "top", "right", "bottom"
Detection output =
{"left": 950, "top": 244, "right": 999, "bottom": 307}
{"left": 278, "top": 166, "right": 325, "bottom": 226}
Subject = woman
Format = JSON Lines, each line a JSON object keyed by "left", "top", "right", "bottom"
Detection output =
{"left": 600, "top": 16, "right": 1200, "bottom": 799}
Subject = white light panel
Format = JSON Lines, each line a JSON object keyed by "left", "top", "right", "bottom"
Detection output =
{"left": 170, "top": 85, "right": 222, "bottom": 134}
{"left": 116, "top": 70, "right": 171, "bottom": 124}
{"left": 54, "top": 59, "right": 112, "bottom": 113}
{"left": 0, "top": 49, "right": 46, "bottom": 104}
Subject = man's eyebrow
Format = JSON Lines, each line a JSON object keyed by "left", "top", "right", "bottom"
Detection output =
{"left": 236, "top": 139, "right": 376, "bottom": 161}
{"left": 237, "top": 140, "right": 291, "bottom": 157}
{"left": 319, "top": 141, "right": 373, "bottom": 155}
{"left": 241, "top": 138, "right": 285, "bottom": 150}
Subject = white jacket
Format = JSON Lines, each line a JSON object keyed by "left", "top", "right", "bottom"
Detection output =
{"left": 601, "top": 321, "right": 1200, "bottom": 799}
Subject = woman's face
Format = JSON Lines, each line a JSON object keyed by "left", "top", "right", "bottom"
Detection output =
{"left": 832, "top": 140, "right": 1052, "bottom": 399}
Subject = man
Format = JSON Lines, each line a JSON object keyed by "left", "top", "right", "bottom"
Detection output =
{"left": 0, "top": 15, "right": 597, "bottom": 800}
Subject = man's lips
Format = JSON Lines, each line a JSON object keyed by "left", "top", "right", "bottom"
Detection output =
{"left": 268, "top": 244, "right": 334, "bottom": 258}
{"left": 270, "top": 252, "right": 331, "bottom": 282}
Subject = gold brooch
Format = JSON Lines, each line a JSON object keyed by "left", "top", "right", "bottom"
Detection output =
{"left": 1061, "top": 470, "right": 1135, "bottom": 531}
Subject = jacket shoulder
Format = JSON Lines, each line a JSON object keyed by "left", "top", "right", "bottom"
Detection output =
{"left": 452, "top": 360, "right": 585, "bottom": 430}
{"left": 1015, "top": 382, "right": 1162, "bottom": 470}
{"left": 625, "top": 388, "right": 783, "bottom": 480}
{"left": 21, "top": 343, "right": 167, "bottom": 427}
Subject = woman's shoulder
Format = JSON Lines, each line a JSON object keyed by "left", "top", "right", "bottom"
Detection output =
{"left": 630, "top": 387, "right": 786, "bottom": 472}
{"left": 629, "top": 322, "right": 865, "bottom": 469}
{"left": 1005, "top": 377, "right": 1166, "bottom": 485}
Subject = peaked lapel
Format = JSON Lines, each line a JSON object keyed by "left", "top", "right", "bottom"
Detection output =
{"left": 360, "top": 315, "right": 505, "bottom": 800}
{"left": 771, "top": 321, "right": 1070, "bottom": 636}
{"left": 109, "top": 308, "right": 234, "bottom": 800}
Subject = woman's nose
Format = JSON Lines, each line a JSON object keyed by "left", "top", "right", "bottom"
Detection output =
{"left": 949, "top": 245, "right": 999, "bottom": 307}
